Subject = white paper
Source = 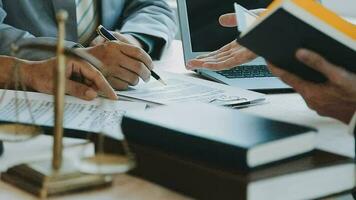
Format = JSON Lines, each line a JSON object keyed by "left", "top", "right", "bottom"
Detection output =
{"left": 118, "top": 71, "right": 265, "bottom": 106}
{"left": 0, "top": 90, "right": 146, "bottom": 139}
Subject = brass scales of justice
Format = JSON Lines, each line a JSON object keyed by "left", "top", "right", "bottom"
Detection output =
{"left": 0, "top": 10, "right": 135, "bottom": 198}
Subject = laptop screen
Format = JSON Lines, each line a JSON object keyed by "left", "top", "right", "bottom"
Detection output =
{"left": 186, "top": 0, "right": 272, "bottom": 52}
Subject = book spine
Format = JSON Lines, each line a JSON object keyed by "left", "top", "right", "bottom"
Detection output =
{"left": 121, "top": 117, "right": 249, "bottom": 169}
{"left": 129, "top": 143, "right": 248, "bottom": 200}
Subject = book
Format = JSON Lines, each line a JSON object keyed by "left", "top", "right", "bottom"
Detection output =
{"left": 129, "top": 143, "right": 355, "bottom": 200}
{"left": 122, "top": 103, "right": 317, "bottom": 169}
{"left": 235, "top": 0, "right": 356, "bottom": 83}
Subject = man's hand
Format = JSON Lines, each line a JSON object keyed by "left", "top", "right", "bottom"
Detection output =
{"left": 187, "top": 10, "right": 264, "bottom": 71}
{"left": 83, "top": 41, "right": 153, "bottom": 90}
{"left": 269, "top": 49, "right": 356, "bottom": 124}
{"left": 23, "top": 58, "right": 117, "bottom": 101}
{"left": 91, "top": 31, "right": 143, "bottom": 49}
{"left": 187, "top": 40, "right": 257, "bottom": 70}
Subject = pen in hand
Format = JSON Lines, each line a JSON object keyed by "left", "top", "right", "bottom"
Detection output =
{"left": 96, "top": 25, "right": 167, "bottom": 86}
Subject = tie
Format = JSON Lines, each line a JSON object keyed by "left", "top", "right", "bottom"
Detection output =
{"left": 75, "top": 0, "right": 99, "bottom": 45}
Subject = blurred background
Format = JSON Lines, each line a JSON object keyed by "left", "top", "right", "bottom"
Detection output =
{"left": 166, "top": 0, "right": 356, "bottom": 17}
{"left": 166, "top": 0, "right": 356, "bottom": 40}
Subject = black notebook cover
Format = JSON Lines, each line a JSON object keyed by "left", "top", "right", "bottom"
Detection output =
{"left": 0, "top": 141, "right": 3, "bottom": 156}
{"left": 237, "top": 8, "right": 356, "bottom": 83}
{"left": 130, "top": 143, "right": 354, "bottom": 200}
{"left": 122, "top": 103, "right": 316, "bottom": 169}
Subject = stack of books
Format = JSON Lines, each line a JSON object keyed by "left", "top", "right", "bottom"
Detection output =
{"left": 121, "top": 103, "right": 355, "bottom": 200}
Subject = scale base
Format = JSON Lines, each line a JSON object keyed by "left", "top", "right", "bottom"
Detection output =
{"left": 1, "top": 159, "right": 113, "bottom": 198}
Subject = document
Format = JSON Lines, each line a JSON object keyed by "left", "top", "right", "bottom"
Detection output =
{"left": 118, "top": 71, "right": 265, "bottom": 106}
{"left": 0, "top": 90, "right": 146, "bottom": 139}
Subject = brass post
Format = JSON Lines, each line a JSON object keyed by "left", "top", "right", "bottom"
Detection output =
{"left": 53, "top": 10, "right": 68, "bottom": 170}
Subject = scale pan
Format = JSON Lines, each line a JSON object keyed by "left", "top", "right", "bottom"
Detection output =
{"left": 78, "top": 153, "right": 135, "bottom": 175}
{"left": 0, "top": 124, "right": 43, "bottom": 142}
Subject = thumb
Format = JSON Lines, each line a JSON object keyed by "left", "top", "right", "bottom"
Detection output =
{"left": 219, "top": 13, "right": 238, "bottom": 27}
{"left": 66, "top": 79, "right": 98, "bottom": 100}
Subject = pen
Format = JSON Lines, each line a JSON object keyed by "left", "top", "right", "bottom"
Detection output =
{"left": 96, "top": 25, "right": 167, "bottom": 86}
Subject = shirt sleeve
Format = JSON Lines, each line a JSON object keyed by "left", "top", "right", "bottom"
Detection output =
{"left": 127, "top": 32, "right": 163, "bottom": 56}
{"left": 349, "top": 111, "right": 356, "bottom": 135}
{"left": 0, "top": 3, "right": 79, "bottom": 60}
{"left": 118, "top": 0, "right": 177, "bottom": 60}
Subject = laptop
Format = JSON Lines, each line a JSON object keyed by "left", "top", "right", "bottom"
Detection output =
{"left": 177, "top": 0, "right": 291, "bottom": 91}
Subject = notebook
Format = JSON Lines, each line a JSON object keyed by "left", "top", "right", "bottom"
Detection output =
{"left": 130, "top": 143, "right": 355, "bottom": 200}
{"left": 122, "top": 103, "right": 317, "bottom": 169}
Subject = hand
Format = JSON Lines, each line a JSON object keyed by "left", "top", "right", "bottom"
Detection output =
{"left": 187, "top": 10, "right": 265, "bottom": 71}
{"left": 268, "top": 49, "right": 356, "bottom": 124}
{"left": 218, "top": 9, "right": 265, "bottom": 27}
{"left": 91, "top": 31, "right": 143, "bottom": 49}
{"left": 23, "top": 57, "right": 117, "bottom": 101}
{"left": 187, "top": 40, "right": 257, "bottom": 71}
{"left": 83, "top": 41, "right": 153, "bottom": 90}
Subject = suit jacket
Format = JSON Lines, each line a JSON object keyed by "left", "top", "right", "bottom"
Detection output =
{"left": 0, "top": 0, "right": 176, "bottom": 60}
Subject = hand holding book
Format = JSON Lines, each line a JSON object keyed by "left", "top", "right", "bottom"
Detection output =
{"left": 268, "top": 48, "right": 356, "bottom": 124}
{"left": 187, "top": 0, "right": 356, "bottom": 124}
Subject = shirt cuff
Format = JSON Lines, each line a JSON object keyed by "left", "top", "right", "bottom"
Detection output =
{"left": 349, "top": 111, "right": 356, "bottom": 135}
{"left": 126, "top": 33, "right": 155, "bottom": 55}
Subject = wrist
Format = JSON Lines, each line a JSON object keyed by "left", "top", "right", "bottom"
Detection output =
{"left": 123, "top": 34, "right": 144, "bottom": 49}
{"left": 19, "top": 59, "right": 38, "bottom": 91}
{"left": 0, "top": 56, "right": 30, "bottom": 89}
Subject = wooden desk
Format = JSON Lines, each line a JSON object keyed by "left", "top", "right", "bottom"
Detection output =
{"left": 0, "top": 40, "right": 353, "bottom": 200}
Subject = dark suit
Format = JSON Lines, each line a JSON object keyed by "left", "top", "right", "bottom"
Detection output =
{"left": 0, "top": 0, "right": 177, "bottom": 60}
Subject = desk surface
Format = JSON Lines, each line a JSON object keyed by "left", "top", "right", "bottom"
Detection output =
{"left": 0, "top": 40, "right": 353, "bottom": 200}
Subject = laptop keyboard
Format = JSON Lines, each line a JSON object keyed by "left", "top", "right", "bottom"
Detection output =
{"left": 216, "top": 65, "right": 274, "bottom": 79}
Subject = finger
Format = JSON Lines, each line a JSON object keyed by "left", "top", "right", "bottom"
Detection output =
{"left": 196, "top": 51, "right": 235, "bottom": 64}
{"left": 199, "top": 48, "right": 235, "bottom": 62}
{"left": 119, "top": 42, "right": 154, "bottom": 70}
{"left": 91, "top": 36, "right": 106, "bottom": 46}
{"left": 109, "top": 66, "right": 140, "bottom": 86}
{"left": 231, "top": 48, "right": 257, "bottom": 64}
{"left": 186, "top": 59, "right": 206, "bottom": 70}
{"left": 69, "top": 59, "right": 117, "bottom": 100}
{"left": 191, "top": 48, "right": 256, "bottom": 70}
{"left": 296, "top": 49, "right": 350, "bottom": 85}
{"left": 118, "top": 55, "right": 151, "bottom": 82}
{"left": 267, "top": 63, "right": 288, "bottom": 77}
{"left": 202, "top": 56, "right": 240, "bottom": 70}
{"left": 113, "top": 32, "right": 130, "bottom": 44}
{"left": 66, "top": 79, "right": 98, "bottom": 100}
{"left": 188, "top": 41, "right": 240, "bottom": 69}
{"left": 107, "top": 76, "right": 129, "bottom": 91}
{"left": 219, "top": 13, "right": 238, "bottom": 27}
{"left": 214, "top": 49, "right": 235, "bottom": 59}
{"left": 196, "top": 51, "right": 219, "bottom": 59}
{"left": 271, "top": 65, "right": 311, "bottom": 94}
{"left": 197, "top": 40, "right": 239, "bottom": 59}
{"left": 187, "top": 53, "right": 233, "bottom": 70}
